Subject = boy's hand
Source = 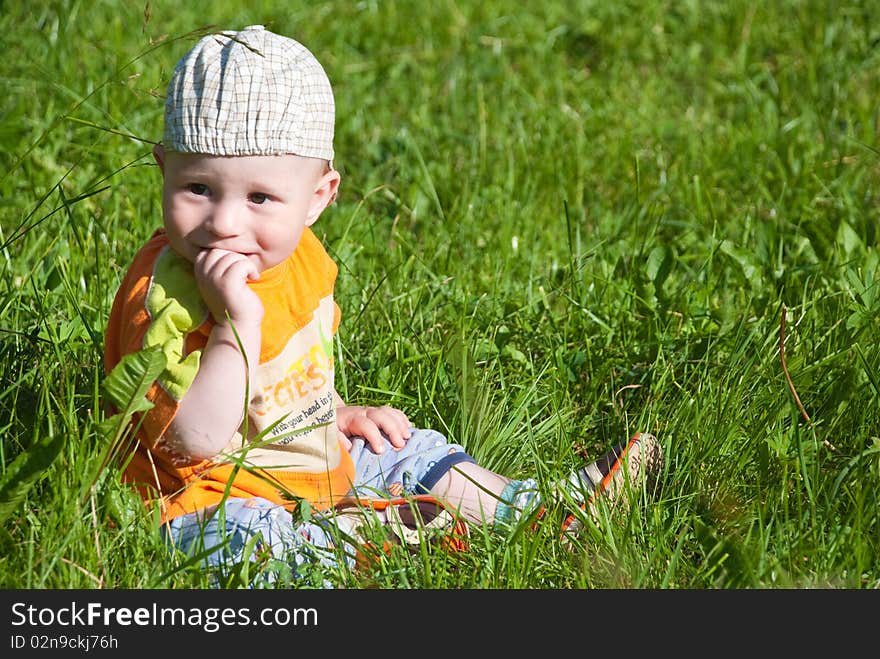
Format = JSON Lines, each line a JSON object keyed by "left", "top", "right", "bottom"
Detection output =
{"left": 194, "top": 248, "right": 264, "bottom": 325}
{"left": 336, "top": 405, "right": 412, "bottom": 454}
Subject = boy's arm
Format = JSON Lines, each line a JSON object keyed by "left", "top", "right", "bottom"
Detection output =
{"left": 334, "top": 389, "right": 412, "bottom": 455}
{"left": 164, "top": 321, "right": 261, "bottom": 460}
{"left": 163, "top": 249, "right": 264, "bottom": 461}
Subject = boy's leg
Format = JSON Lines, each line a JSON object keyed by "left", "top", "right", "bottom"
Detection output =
{"left": 346, "top": 430, "right": 511, "bottom": 525}
{"left": 425, "top": 461, "right": 512, "bottom": 524}
{"left": 163, "top": 497, "right": 361, "bottom": 586}
{"left": 347, "top": 428, "right": 661, "bottom": 530}
{"left": 428, "top": 433, "right": 662, "bottom": 529}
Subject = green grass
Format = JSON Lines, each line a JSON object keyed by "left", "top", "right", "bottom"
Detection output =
{"left": 1, "top": 0, "right": 878, "bottom": 589}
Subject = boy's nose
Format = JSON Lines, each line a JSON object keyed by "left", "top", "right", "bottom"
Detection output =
{"left": 205, "top": 203, "right": 241, "bottom": 237}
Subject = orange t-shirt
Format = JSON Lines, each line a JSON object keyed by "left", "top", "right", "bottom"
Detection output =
{"left": 104, "top": 228, "right": 355, "bottom": 522}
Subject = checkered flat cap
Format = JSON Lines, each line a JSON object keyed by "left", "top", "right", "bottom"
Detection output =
{"left": 164, "top": 25, "right": 335, "bottom": 162}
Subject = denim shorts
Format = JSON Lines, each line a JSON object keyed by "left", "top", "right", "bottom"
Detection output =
{"left": 163, "top": 428, "right": 475, "bottom": 586}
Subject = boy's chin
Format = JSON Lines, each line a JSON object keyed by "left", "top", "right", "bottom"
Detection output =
{"left": 167, "top": 246, "right": 196, "bottom": 263}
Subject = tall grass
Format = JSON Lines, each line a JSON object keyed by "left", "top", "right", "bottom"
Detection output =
{"left": 1, "top": 0, "right": 877, "bottom": 588}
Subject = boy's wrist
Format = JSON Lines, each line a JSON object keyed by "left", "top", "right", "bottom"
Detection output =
{"left": 208, "top": 320, "right": 263, "bottom": 357}
{"left": 214, "top": 316, "right": 263, "bottom": 332}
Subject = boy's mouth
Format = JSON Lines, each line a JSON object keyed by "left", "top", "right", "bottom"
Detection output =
{"left": 196, "top": 245, "right": 256, "bottom": 258}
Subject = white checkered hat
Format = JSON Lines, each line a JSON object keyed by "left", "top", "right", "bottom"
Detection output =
{"left": 163, "top": 25, "right": 335, "bottom": 162}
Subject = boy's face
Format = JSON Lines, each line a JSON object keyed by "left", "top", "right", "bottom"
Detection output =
{"left": 154, "top": 147, "right": 339, "bottom": 273}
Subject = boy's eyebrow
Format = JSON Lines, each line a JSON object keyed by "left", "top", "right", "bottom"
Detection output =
{"left": 170, "top": 164, "right": 289, "bottom": 191}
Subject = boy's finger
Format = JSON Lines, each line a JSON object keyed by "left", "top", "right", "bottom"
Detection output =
{"left": 369, "top": 407, "right": 410, "bottom": 439}
{"left": 355, "top": 424, "right": 386, "bottom": 454}
{"left": 384, "top": 426, "right": 409, "bottom": 449}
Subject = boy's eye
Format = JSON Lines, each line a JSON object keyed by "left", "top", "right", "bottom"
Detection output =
{"left": 249, "top": 193, "right": 269, "bottom": 205}
{"left": 188, "top": 183, "right": 209, "bottom": 196}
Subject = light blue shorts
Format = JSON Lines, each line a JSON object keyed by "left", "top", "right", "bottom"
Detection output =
{"left": 163, "top": 428, "right": 475, "bottom": 586}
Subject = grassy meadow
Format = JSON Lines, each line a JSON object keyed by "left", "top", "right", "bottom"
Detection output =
{"left": 1, "top": 0, "right": 878, "bottom": 589}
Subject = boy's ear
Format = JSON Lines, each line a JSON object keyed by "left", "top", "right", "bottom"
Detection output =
{"left": 152, "top": 144, "right": 166, "bottom": 173}
{"left": 305, "top": 169, "right": 341, "bottom": 226}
